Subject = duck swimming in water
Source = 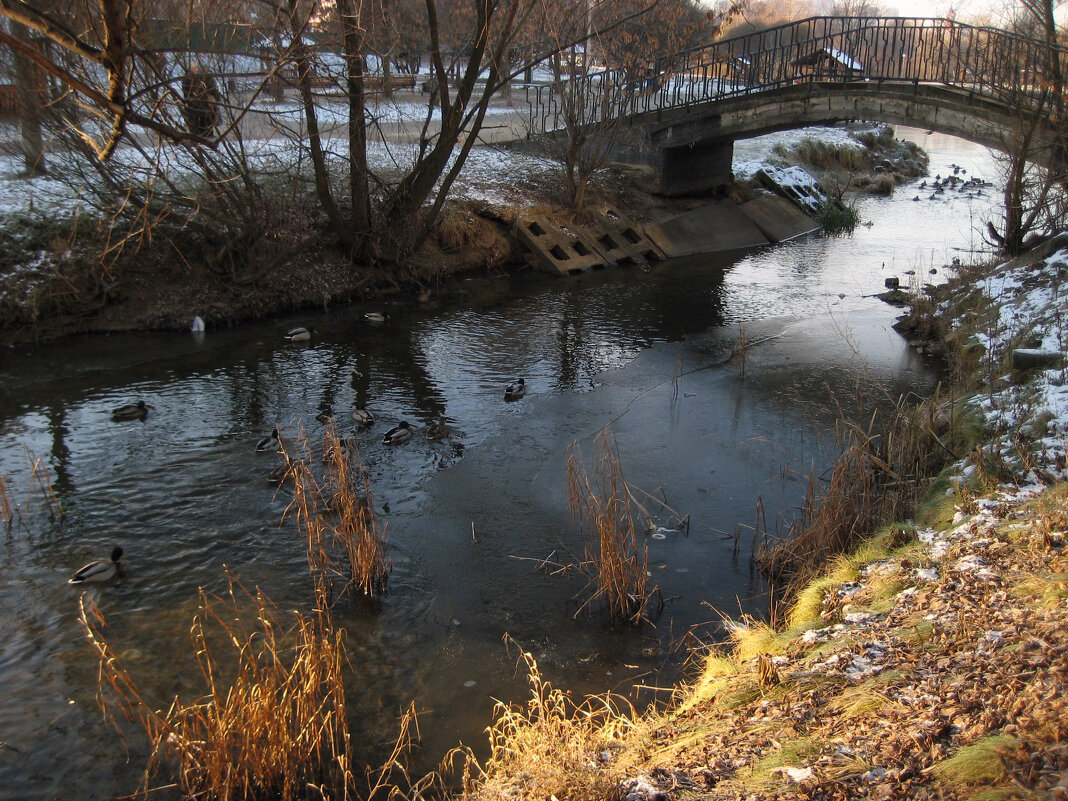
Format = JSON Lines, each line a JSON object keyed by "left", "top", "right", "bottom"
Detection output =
{"left": 68, "top": 546, "right": 123, "bottom": 584}
{"left": 383, "top": 421, "right": 413, "bottom": 445}
{"left": 425, "top": 416, "right": 449, "bottom": 441}
{"left": 255, "top": 428, "right": 280, "bottom": 453}
{"left": 504, "top": 378, "right": 525, "bottom": 401}
{"left": 364, "top": 312, "right": 389, "bottom": 324}
{"left": 284, "top": 326, "right": 316, "bottom": 342}
{"left": 352, "top": 408, "right": 375, "bottom": 428}
{"left": 111, "top": 400, "right": 152, "bottom": 421}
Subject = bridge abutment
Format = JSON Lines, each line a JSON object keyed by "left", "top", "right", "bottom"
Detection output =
{"left": 654, "top": 139, "right": 735, "bottom": 196}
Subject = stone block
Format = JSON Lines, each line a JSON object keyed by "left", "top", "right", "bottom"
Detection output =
{"left": 738, "top": 193, "right": 820, "bottom": 242}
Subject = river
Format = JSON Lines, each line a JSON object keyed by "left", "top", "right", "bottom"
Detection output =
{"left": 0, "top": 127, "right": 997, "bottom": 799}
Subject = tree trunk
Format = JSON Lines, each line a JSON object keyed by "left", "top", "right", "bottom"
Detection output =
{"left": 288, "top": 0, "right": 351, "bottom": 249}
{"left": 338, "top": 0, "right": 372, "bottom": 252}
{"left": 10, "top": 19, "right": 46, "bottom": 175}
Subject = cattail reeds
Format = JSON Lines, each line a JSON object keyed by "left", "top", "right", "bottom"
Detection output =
{"left": 566, "top": 426, "right": 662, "bottom": 626}
{"left": 78, "top": 572, "right": 354, "bottom": 800}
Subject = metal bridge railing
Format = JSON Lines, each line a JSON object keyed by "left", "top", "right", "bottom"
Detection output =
{"left": 525, "top": 16, "right": 1068, "bottom": 135}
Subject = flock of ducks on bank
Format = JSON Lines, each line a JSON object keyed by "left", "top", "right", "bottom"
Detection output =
{"left": 82, "top": 322, "right": 526, "bottom": 584}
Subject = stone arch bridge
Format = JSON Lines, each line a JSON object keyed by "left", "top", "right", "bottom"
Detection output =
{"left": 525, "top": 16, "right": 1068, "bottom": 195}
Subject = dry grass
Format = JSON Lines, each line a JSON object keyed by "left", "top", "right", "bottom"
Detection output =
{"left": 72, "top": 425, "right": 417, "bottom": 800}
{"left": 0, "top": 447, "right": 67, "bottom": 529}
{"left": 26, "top": 447, "right": 65, "bottom": 522}
{"left": 282, "top": 423, "right": 390, "bottom": 603}
{"left": 0, "top": 474, "right": 11, "bottom": 527}
{"left": 566, "top": 426, "right": 662, "bottom": 625}
{"left": 459, "top": 638, "right": 633, "bottom": 801}
{"left": 79, "top": 573, "right": 355, "bottom": 800}
{"left": 759, "top": 386, "right": 965, "bottom": 594}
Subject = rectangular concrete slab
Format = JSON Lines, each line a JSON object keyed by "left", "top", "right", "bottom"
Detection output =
{"left": 738, "top": 194, "right": 821, "bottom": 242}
{"left": 644, "top": 200, "right": 770, "bottom": 258}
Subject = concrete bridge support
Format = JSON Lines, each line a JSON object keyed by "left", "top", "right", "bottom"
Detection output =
{"left": 654, "top": 138, "right": 735, "bottom": 196}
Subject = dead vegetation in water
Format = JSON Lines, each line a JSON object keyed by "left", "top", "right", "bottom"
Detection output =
{"left": 280, "top": 422, "right": 390, "bottom": 602}
{"left": 79, "top": 573, "right": 356, "bottom": 800}
{"left": 758, "top": 384, "right": 972, "bottom": 594}
{"left": 566, "top": 426, "right": 663, "bottom": 625}
{"left": 72, "top": 424, "right": 435, "bottom": 800}
{"left": 0, "top": 474, "right": 11, "bottom": 527}
{"left": 0, "top": 447, "right": 68, "bottom": 531}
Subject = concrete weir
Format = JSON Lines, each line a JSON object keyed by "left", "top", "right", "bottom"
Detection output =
{"left": 515, "top": 193, "right": 818, "bottom": 274}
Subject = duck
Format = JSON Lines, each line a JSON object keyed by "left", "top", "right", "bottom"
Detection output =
{"left": 383, "top": 421, "right": 413, "bottom": 445}
{"left": 255, "top": 428, "right": 280, "bottom": 453}
{"left": 325, "top": 435, "right": 358, "bottom": 463}
{"left": 68, "top": 546, "right": 123, "bottom": 584}
{"left": 284, "top": 326, "right": 316, "bottom": 342}
{"left": 268, "top": 461, "right": 290, "bottom": 485}
{"left": 425, "top": 416, "right": 449, "bottom": 441}
{"left": 111, "top": 400, "right": 152, "bottom": 421}
{"left": 352, "top": 408, "right": 375, "bottom": 427}
{"left": 504, "top": 378, "right": 525, "bottom": 401}
{"left": 268, "top": 459, "right": 306, "bottom": 485}
{"left": 364, "top": 312, "right": 389, "bottom": 325}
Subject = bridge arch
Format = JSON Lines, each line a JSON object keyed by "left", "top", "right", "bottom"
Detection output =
{"left": 526, "top": 16, "right": 1067, "bottom": 195}
{"left": 636, "top": 82, "right": 1030, "bottom": 194}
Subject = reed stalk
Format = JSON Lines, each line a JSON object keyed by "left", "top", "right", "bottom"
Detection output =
{"left": 734, "top": 323, "right": 749, "bottom": 378}
{"left": 10, "top": 446, "right": 67, "bottom": 523}
{"left": 79, "top": 572, "right": 355, "bottom": 800}
{"left": 282, "top": 423, "right": 390, "bottom": 604}
{"left": 566, "top": 426, "right": 662, "bottom": 625}
{"left": 0, "top": 474, "right": 12, "bottom": 527}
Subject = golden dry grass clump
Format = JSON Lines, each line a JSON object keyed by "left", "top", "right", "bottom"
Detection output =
{"left": 459, "top": 641, "right": 635, "bottom": 801}
{"left": 566, "top": 425, "right": 662, "bottom": 625}
{"left": 281, "top": 423, "right": 390, "bottom": 603}
{"left": 79, "top": 574, "right": 354, "bottom": 800}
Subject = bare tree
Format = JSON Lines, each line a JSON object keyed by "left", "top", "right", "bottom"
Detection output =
{"left": 984, "top": 0, "right": 1068, "bottom": 254}
{"left": 537, "top": 0, "right": 727, "bottom": 215}
{"left": 0, "top": 0, "right": 689, "bottom": 276}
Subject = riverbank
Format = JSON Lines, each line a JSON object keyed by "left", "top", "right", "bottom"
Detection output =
{"left": 0, "top": 121, "right": 922, "bottom": 347}
{"left": 466, "top": 240, "right": 1068, "bottom": 801}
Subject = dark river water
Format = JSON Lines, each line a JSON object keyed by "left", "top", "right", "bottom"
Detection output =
{"left": 0, "top": 128, "right": 996, "bottom": 799}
